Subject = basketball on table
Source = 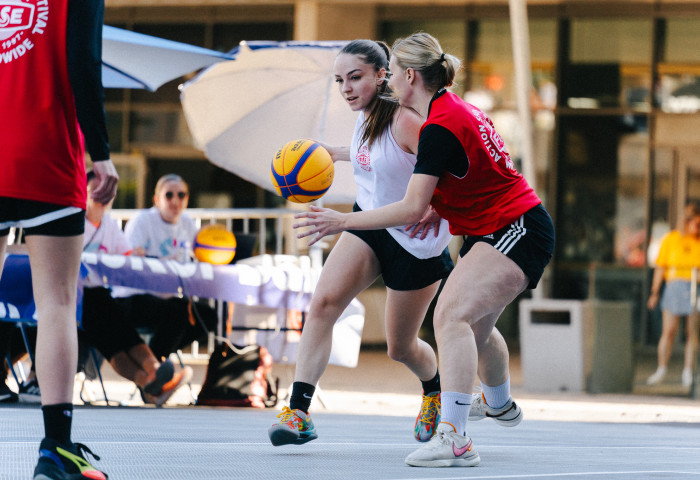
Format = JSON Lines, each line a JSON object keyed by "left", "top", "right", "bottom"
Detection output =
{"left": 270, "top": 139, "right": 334, "bottom": 203}
{"left": 193, "top": 225, "right": 237, "bottom": 264}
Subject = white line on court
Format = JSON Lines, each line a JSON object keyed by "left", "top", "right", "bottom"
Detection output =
{"left": 391, "top": 471, "right": 700, "bottom": 480}
{"left": 4, "top": 440, "right": 700, "bottom": 452}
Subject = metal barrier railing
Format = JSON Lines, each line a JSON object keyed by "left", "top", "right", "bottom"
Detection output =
{"left": 5, "top": 208, "right": 307, "bottom": 256}
{"left": 110, "top": 207, "right": 302, "bottom": 256}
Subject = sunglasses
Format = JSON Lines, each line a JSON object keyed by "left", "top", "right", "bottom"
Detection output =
{"left": 165, "top": 191, "right": 188, "bottom": 200}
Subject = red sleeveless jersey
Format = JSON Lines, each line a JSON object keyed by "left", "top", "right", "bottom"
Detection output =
{"left": 421, "top": 91, "right": 540, "bottom": 236}
{"left": 0, "top": 0, "right": 86, "bottom": 209}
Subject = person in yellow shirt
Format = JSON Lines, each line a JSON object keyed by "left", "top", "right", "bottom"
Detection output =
{"left": 647, "top": 202, "right": 700, "bottom": 387}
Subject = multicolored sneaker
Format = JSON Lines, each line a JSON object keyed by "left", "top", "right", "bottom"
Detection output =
{"left": 469, "top": 392, "right": 523, "bottom": 427}
{"left": 268, "top": 406, "right": 318, "bottom": 446}
{"left": 33, "top": 438, "right": 107, "bottom": 480}
{"left": 143, "top": 359, "right": 175, "bottom": 396}
{"left": 414, "top": 391, "right": 440, "bottom": 442}
{"left": 405, "top": 422, "right": 480, "bottom": 468}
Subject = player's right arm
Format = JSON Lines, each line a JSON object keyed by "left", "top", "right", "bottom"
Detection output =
{"left": 313, "top": 141, "right": 350, "bottom": 163}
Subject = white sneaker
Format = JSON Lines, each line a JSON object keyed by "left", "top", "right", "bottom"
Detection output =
{"left": 404, "top": 423, "right": 480, "bottom": 468}
{"left": 646, "top": 367, "right": 666, "bottom": 386}
{"left": 682, "top": 368, "right": 693, "bottom": 388}
{"left": 18, "top": 379, "right": 41, "bottom": 403}
{"left": 469, "top": 393, "right": 523, "bottom": 427}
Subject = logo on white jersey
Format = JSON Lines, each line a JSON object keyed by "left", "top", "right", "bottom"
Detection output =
{"left": 356, "top": 144, "right": 371, "bottom": 172}
{"left": 1, "top": 0, "right": 48, "bottom": 65}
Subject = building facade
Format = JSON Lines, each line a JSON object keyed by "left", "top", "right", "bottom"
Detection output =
{"left": 103, "top": 0, "right": 700, "bottom": 349}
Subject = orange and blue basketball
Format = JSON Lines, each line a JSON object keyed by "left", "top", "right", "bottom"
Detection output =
{"left": 193, "top": 225, "right": 237, "bottom": 264}
{"left": 270, "top": 139, "right": 334, "bottom": 203}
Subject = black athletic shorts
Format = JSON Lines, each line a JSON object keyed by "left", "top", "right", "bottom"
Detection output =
{"left": 79, "top": 287, "right": 144, "bottom": 360}
{"left": 347, "top": 203, "right": 453, "bottom": 291}
{"left": 0, "top": 197, "right": 85, "bottom": 237}
{"left": 460, "top": 203, "right": 554, "bottom": 289}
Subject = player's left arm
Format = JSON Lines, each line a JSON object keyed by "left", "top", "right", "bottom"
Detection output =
{"left": 294, "top": 173, "right": 438, "bottom": 246}
{"left": 67, "top": 0, "right": 109, "bottom": 163}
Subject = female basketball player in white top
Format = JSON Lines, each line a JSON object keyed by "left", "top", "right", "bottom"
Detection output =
{"left": 268, "top": 39, "right": 454, "bottom": 447}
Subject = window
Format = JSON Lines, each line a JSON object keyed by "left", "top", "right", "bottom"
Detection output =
{"left": 659, "top": 19, "right": 700, "bottom": 114}
{"left": 565, "top": 19, "right": 652, "bottom": 110}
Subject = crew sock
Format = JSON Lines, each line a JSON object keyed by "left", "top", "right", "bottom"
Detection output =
{"left": 481, "top": 378, "right": 511, "bottom": 409}
{"left": 421, "top": 370, "right": 441, "bottom": 395}
{"left": 440, "top": 391, "right": 472, "bottom": 436}
{"left": 42, "top": 403, "right": 73, "bottom": 445}
{"left": 289, "top": 381, "right": 315, "bottom": 414}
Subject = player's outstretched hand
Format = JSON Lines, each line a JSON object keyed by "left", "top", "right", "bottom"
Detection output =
{"left": 293, "top": 205, "right": 345, "bottom": 246}
{"left": 91, "top": 160, "right": 119, "bottom": 204}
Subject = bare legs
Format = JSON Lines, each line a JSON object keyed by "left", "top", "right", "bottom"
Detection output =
{"left": 385, "top": 285, "right": 440, "bottom": 382}
{"left": 655, "top": 310, "right": 699, "bottom": 372}
{"left": 433, "top": 243, "right": 528, "bottom": 395}
{"left": 109, "top": 343, "right": 161, "bottom": 388}
{"left": 293, "top": 232, "right": 441, "bottom": 387}
{"left": 293, "top": 233, "right": 380, "bottom": 385}
{"left": 656, "top": 311, "right": 681, "bottom": 371}
{"left": 25, "top": 234, "right": 84, "bottom": 405}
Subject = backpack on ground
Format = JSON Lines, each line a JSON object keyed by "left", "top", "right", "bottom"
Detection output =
{"left": 196, "top": 342, "right": 278, "bottom": 408}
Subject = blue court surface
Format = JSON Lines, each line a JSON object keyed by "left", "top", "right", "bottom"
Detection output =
{"left": 2, "top": 404, "right": 700, "bottom": 480}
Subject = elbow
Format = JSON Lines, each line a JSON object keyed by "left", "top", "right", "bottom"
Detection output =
{"left": 405, "top": 204, "right": 427, "bottom": 224}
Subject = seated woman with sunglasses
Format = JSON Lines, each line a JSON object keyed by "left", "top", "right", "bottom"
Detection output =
{"left": 125, "top": 174, "right": 195, "bottom": 261}
{"left": 113, "top": 174, "right": 218, "bottom": 394}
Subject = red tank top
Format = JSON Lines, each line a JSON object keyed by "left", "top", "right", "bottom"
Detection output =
{"left": 0, "top": 0, "right": 86, "bottom": 209}
{"left": 421, "top": 91, "right": 540, "bottom": 236}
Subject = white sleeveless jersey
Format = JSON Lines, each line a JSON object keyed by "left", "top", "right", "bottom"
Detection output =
{"left": 350, "top": 113, "right": 452, "bottom": 259}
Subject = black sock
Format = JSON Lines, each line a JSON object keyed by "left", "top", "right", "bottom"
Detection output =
{"left": 289, "top": 381, "right": 315, "bottom": 414}
{"left": 421, "top": 370, "right": 441, "bottom": 395}
{"left": 42, "top": 403, "right": 73, "bottom": 445}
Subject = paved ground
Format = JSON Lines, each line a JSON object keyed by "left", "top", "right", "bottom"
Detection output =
{"left": 2, "top": 404, "right": 700, "bottom": 480}
{"left": 2, "top": 349, "right": 700, "bottom": 479}
{"left": 7, "top": 348, "right": 700, "bottom": 421}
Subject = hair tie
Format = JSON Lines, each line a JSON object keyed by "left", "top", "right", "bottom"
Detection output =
{"left": 440, "top": 53, "right": 446, "bottom": 62}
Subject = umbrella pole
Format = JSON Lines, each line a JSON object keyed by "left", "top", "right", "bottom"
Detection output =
{"left": 509, "top": 0, "right": 543, "bottom": 301}
{"left": 508, "top": 0, "right": 536, "bottom": 192}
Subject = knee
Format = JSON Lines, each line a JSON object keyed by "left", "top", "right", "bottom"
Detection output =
{"left": 475, "top": 328, "right": 506, "bottom": 354}
{"left": 433, "top": 302, "right": 466, "bottom": 337}
{"left": 661, "top": 325, "right": 679, "bottom": 339}
{"left": 308, "top": 294, "right": 343, "bottom": 322}
{"left": 386, "top": 340, "right": 412, "bottom": 364}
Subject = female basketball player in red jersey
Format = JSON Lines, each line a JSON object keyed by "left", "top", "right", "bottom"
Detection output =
{"left": 293, "top": 32, "right": 555, "bottom": 468}
{"left": 0, "top": 0, "right": 118, "bottom": 478}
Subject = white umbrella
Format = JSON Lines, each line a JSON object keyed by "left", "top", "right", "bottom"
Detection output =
{"left": 102, "top": 25, "right": 233, "bottom": 91}
{"left": 179, "top": 41, "right": 358, "bottom": 204}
